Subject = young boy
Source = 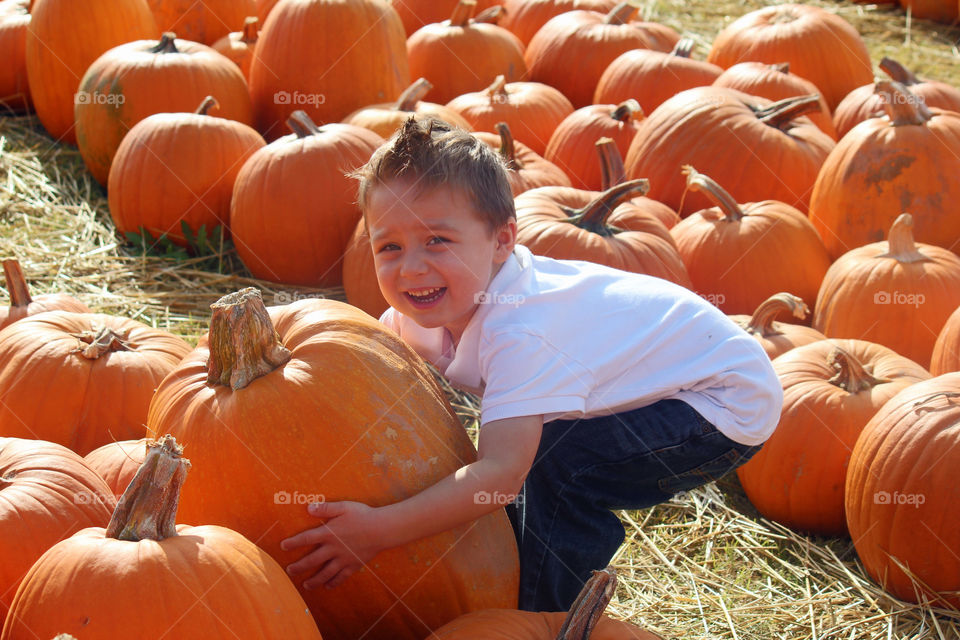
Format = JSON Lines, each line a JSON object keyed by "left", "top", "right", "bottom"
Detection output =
{"left": 281, "top": 118, "right": 782, "bottom": 612}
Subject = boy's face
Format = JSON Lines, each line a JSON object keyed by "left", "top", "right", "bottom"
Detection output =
{"left": 366, "top": 178, "right": 516, "bottom": 342}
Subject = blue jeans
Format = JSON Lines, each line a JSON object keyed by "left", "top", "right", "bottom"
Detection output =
{"left": 505, "top": 399, "right": 760, "bottom": 611}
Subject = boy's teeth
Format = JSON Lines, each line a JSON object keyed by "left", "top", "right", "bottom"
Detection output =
{"left": 408, "top": 287, "right": 444, "bottom": 302}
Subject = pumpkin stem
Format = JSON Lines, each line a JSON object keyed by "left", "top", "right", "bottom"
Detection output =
{"left": 827, "top": 348, "right": 889, "bottom": 393}
{"left": 610, "top": 99, "right": 643, "bottom": 123}
{"left": 206, "top": 288, "right": 291, "bottom": 390}
{"left": 879, "top": 57, "right": 919, "bottom": 86}
{"left": 605, "top": 1, "right": 639, "bottom": 25}
{"left": 755, "top": 94, "right": 821, "bottom": 129}
{"left": 287, "top": 110, "right": 322, "bottom": 138}
{"left": 396, "top": 78, "right": 434, "bottom": 112}
{"left": 883, "top": 213, "right": 929, "bottom": 264}
{"left": 555, "top": 567, "right": 618, "bottom": 640}
{"left": 875, "top": 80, "right": 932, "bottom": 126}
{"left": 495, "top": 122, "right": 523, "bottom": 170}
{"left": 485, "top": 75, "right": 509, "bottom": 104}
{"left": 450, "top": 0, "right": 477, "bottom": 26}
{"left": 195, "top": 96, "right": 219, "bottom": 116}
{"left": 241, "top": 16, "right": 259, "bottom": 43}
{"left": 473, "top": 5, "right": 504, "bottom": 23}
{"left": 561, "top": 178, "right": 649, "bottom": 235}
{"left": 3, "top": 259, "right": 32, "bottom": 307}
{"left": 106, "top": 435, "right": 189, "bottom": 542}
{"left": 596, "top": 137, "right": 626, "bottom": 191}
{"left": 671, "top": 37, "right": 694, "bottom": 58}
{"left": 745, "top": 293, "right": 809, "bottom": 337}
{"left": 150, "top": 32, "right": 179, "bottom": 54}
{"left": 771, "top": 62, "right": 790, "bottom": 74}
{"left": 681, "top": 165, "right": 744, "bottom": 221}
{"left": 72, "top": 324, "right": 134, "bottom": 360}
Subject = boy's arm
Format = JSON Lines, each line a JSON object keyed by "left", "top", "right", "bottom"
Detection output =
{"left": 281, "top": 414, "right": 543, "bottom": 590}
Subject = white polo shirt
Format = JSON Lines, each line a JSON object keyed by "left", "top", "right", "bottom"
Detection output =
{"left": 380, "top": 245, "right": 782, "bottom": 445}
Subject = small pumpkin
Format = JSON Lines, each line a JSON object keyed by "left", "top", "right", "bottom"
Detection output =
{"left": 474, "top": 122, "right": 573, "bottom": 195}
{"left": 728, "top": 293, "right": 826, "bottom": 360}
{"left": 211, "top": 15, "right": 259, "bottom": 81}
{"left": 342, "top": 78, "right": 472, "bottom": 139}
{"left": 82, "top": 438, "right": 148, "bottom": 499}
{"left": 0, "top": 0, "right": 31, "bottom": 113}
{"left": 0, "top": 259, "right": 90, "bottom": 330}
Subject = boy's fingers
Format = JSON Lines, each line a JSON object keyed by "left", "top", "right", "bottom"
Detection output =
{"left": 327, "top": 566, "right": 356, "bottom": 589}
{"left": 286, "top": 543, "right": 336, "bottom": 577}
{"left": 308, "top": 500, "right": 345, "bottom": 518}
{"left": 304, "top": 559, "right": 343, "bottom": 591}
{"left": 280, "top": 526, "right": 326, "bottom": 551}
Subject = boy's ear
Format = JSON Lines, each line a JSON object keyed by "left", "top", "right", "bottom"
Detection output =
{"left": 494, "top": 218, "right": 517, "bottom": 263}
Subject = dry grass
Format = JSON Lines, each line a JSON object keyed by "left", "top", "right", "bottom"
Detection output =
{"left": 2, "top": 1, "right": 960, "bottom": 638}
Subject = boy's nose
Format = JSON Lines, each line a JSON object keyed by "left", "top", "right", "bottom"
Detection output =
{"left": 399, "top": 251, "right": 429, "bottom": 277}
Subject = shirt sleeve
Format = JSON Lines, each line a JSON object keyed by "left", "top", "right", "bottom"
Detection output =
{"left": 379, "top": 307, "right": 399, "bottom": 332}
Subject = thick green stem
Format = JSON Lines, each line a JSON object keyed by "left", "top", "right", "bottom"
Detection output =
{"left": 150, "top": 32, "right": 179, "bottom": 54}
{"left": 745, "top": 293, "right": 809, "bottom": 336}
{"left": 561, "top": 179, "right": 649, "bottom": 235}
{"left": 3, "top": 259, "right": 31, "bottom": 307}
{"left": 681, "top": 165, "right": 744, "bottom": 221}
{"left": 397, "top": 78, "right": 434, "bottom": 111}
{"left": 555, "top": 567, "right": 618, "bottom": 640}
{"left": 828, "top": 348, "right": 889, "bottom": 393}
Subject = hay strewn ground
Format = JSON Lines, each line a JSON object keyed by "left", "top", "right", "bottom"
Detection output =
{"left": 2, "top": 1, "right": 960, "bottom": 638}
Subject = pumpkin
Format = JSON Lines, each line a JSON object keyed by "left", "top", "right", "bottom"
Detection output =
{"left": 499, "top": 0, "right": 618, "bottom": 46}
{"left": 145, "top": 0, "right": 255, "bottom": 44}
{"left": 594, "top": 37, "right": 723, "bottom": 116}
{"left": 712, "top": 61, "right": 836, "bottom": 139}
{"left": 0, "top": 0, "right": 30, "bottom": 113}
{"left": 845, "top": 373, "right": 960, "bottom": 607}
{"left": 343, "top": 221, "right": 387, "bottom": 318}
{"left": 738, "top": 340, "right": 930, "bottom": 537}
{"left": 669, "top": 166, "right": 831, "bottom": 315}
{"left": 706, "top": 4, "right": 872, "bottom": 111}
{"left": 899, "top": 0, "right": 958, "bottom": 22}
{"left": 1, "top": 436, "right": 323, "bottom": 639}
{"left": 108, "top": 96, "right": 265, "bottom": 246}
{"left": 728, "top": 293, "right": 827, "bottom": 360}
{"left": 391, "top": 0, "right": 499, "bottom": 36}
{"left": 813, "top": 213, "right": 960, "bottom": 369}
{"left": 0, "top": 438, "right": 115, "bottom": 628}
{"left": 544, "top": 99, "right": 644, "bottom": 191}
{"left": 0, "top": 259, "right": 90, "bottom": 330}
{"left": 930, "top": 305, "right": 960, "bottom": 375}
{"left": 250, "top": 0, "right": 409, "bottom": 139}
{"left": 75, "top": 33, "right": 253, "bottom": 186}
{"left": 82, "top": 438, "right": 147, "bottom": 499}
{"left": 257, "top": 0, "right": 279, "bottom": 23}
{"left": 624, "top": 88, "right": 835, "bottom": 216}
{"left": 525, "top": 2, "right": 679, "bottom": 108}
{"left": 230, "top": 111, "right": 383, "bottom": 287}
{"left": 25, "top": 0, "right": 157, "bottom": 144}
{"left": 407, "top": 2, "right": 527, "bottom": 105}
{"left": 0, "top": 311, "right": 191, "bottom": 455}
{"left": 342, "top": 78, "right": 472, "bottom": 139}
{"left": 474, "top": 122, "right": 573, "bottom": 195}
{"left": 445, "top": 75, "right": 575, "bottom": 155}
{"left": 211, "top": 16, "right": 259, "bottom": 81}
{"left": 145, "top": 289, "right": 520, "bottom": 640}
{"left": 592, "top": 137, "right": 678, "bottom": 230}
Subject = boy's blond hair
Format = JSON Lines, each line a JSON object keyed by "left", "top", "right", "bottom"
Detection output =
{"left": 354, "top": 117, "right": 515, "bottom": 232}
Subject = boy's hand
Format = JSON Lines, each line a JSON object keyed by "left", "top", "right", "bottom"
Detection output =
{"left": 281, "top": 500, "right": 385, "bottom": 590}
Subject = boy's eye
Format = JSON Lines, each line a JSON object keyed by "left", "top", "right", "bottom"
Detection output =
{"left": 427, "top": 236, "right": 449, "bottom": 246}
{"left": 376, "top": 243, "right": 400, "bottom": 253}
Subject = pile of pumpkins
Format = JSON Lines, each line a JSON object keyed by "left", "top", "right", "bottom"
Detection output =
{"left": 0, "top": 0, "right": 959, "bottom": 624}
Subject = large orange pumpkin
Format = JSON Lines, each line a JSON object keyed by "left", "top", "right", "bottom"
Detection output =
{"left": 474, "top": 122, "right": 572, "bottom": 195}
{"left": 145, "top": 290, "right": 520, "bottom": 640}
{"left": 342, "top": 77, "right": 472, "bottom": 139}
{"left": 0, "top": 259, "right": 90, "bottom": 330}
{"left": 145, "top": 0, "right": 255, "bottom": 44}
{"left": 25, "top": 0, "right": 157, "bottom": 144}
{"left": 930, "top": 305, "right": 960, "bottom": 375}
{"left": 83, "top": 438, "right": 147, "bottom": 499}
{"left": 0, "top": 0, "right": 30, "bottom": 113}
{"left": 899, "top": 0, "right": 958, "bottom": 22}
{"left": 737, "top": 339, "right": 930, "bottom": 537}
{"left": 499, "top": 0, "right": 618, "bottom": 46}
{"left": 230, "top": 111, "right": 383, "bottom": 287}
{"left": 728, "top": 293, "right": 826, "bottom": 360}
{"left": 75, "top": 33, "right": 253, "bottom": 186}
{"left": 1, "top": 436, "right": 323, "bottom": 639}
{"left": 845, "top": 374, "right": 960, "bottom": 607}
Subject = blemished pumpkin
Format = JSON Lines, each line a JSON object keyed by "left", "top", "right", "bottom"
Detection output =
{"left": 75, "top": 33, "right": 253, "bottom": 186}
{"left": 845, "top": 373, "right": 960, "bottom": 608}
{"left": 146, "top": 0, "right": 255, "bottom": 44}
{"left": 706, "top": 3, "right": 872, "bottom": 111}
{"left": 737, "top": 339, "right": 930, "bottom": 537}
{"left": 813, "top": 213, "right": 960, "bottom": 369}
{"left": 25, "top": 0, "right": 158, "bottom": 144}
{"left": 407, "top": 2, "right": 527, "bottom": 105}
{"left": 499, "top": 0, "right": 619, "bottom": 46}
{"left": 0, "top": 311, "right": 192, "bottom": 455}
{"left": 0, "top": 259, "right": 90, "bottom": 329}
{"left": 230, "top": 111, "right": 383, "bottom": 287}
{"left": 250, "top": 0, "right": 409, "bottom": 139}
{"left": 107, "top": 96, "right": 266, "bottom": 246}
{"left": 668, "top": 166, "right": 832, "bottom": 315}
{"left": 211, "top": 16, "right": 259, "bottom": 81}
{"left": 474, "top": 122, "right": 573, "bottom": 195}
{"left": 0, "top": 436, "right": 323, "bottom": 639}
{"left": 342, "top": 78, "right": 473, "bottom": 139}
{"left": 82, "top": 438, "right": 148, "bottom": 499}
{"left": 0, "top": 438, "right": 115, "bottom": 628}
{"left": 145, "top": 289, "right": 520, "bottom": 640}
{"left": 0, "top": 0, "right": 31, "bottom": 113}
{"left": 930, "top": 305, "right": 960, "bottom": 375}
{"left": 728, "top": 293, "right": 827, "bottom": 360}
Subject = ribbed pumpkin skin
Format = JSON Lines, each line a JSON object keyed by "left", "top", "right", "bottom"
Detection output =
{"left": 845, "top": 374, "right": 960, "bottom": 607}
{"left": 146, "top": 0, "right": 256, "bottom": 44}
{"left": 706, "top": 4, "right": 872, "bottom": 111}
{"left": 343, "top": 220, "right": 388, "bottom": 318}
{"left": 211, "top": 19, "right": 259, "bottom": 81}
{"left": 0, "top": 312, "right": 192, "bottom": 455}
{"left": 427, "top": 607, "right": 660, "bottom": 639}
{"left": 473, "top": 131, "right": 572, "bottom": 196}
{"left": 833, "top": 79, "right": 960, "bottom": 141}
{"left": 499, "top": 0, "right": 618, "bottom": 46}
{"left": 82, "top": 438, "right": 148, "bottom": 499}
{"left": 0, "top": 524, "right": 322, "bottom": 639}
{"left": 230, "top": 123, "right": 383, "bottom": 287}
{"left": 930, "top": 305, "right": 960, "bottom": 375}
{"left": 250, "top": 0, "right": 409, "bottom": 139}
{"left": 391, "top": 0, "right": 499, "bottom": 36}
{"left": 146, "top": 299, "right": 520, "bottom": 640}
{"left": 737, "top": 339, "right": 930, "bottom": 537}
{"left": 0, "top": 438, "right": 115, "bottom": 628}
{"left": 107, "top": 109, "right": 266, "bottom": 245}
{"left": 899, "top": 0, "right": 958, "bottom": 22}
{"left": 624, "top": 87, "right": 835, "bottom": 217}
{"left": 25, "top": 0, "right": 158, "bottom": 144}
{"left": 0, "top": 3, "right": 30, "bottom": 113}
{"left": 75, "top": 36, "right": 253, "bottom": 186}
{"left": 0, "top": 294, "right": 90, "bottom": 330}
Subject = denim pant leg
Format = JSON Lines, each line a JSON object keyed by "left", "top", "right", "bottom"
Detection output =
{"left": 507, "top": 398, "right": 760, "bottom": 612}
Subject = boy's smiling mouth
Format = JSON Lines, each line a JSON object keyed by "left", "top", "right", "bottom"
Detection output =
{"left": 405, "top": 287, "right": 447, "bottom": 307}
